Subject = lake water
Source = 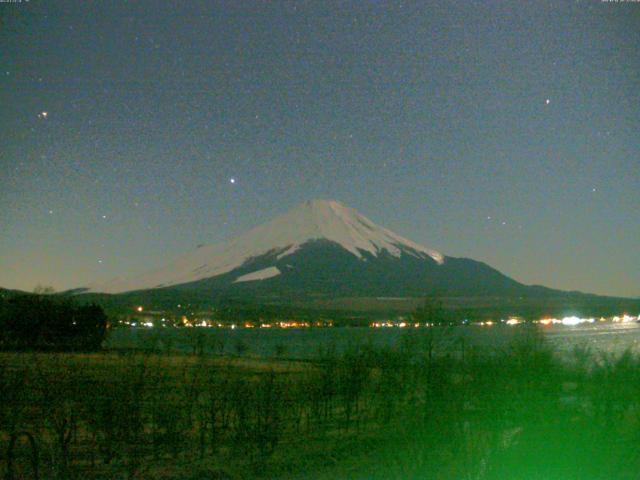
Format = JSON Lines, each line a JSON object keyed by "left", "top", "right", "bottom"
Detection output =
{"left": 105, "top": 322, "right": 640, "bottom": 360}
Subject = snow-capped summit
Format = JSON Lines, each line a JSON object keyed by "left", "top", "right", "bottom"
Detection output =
{"left": 248, "top": 199, "right": 444, "bottom": 263}
{"left": 87, "top": 199, "right": 444, "bottom": 294}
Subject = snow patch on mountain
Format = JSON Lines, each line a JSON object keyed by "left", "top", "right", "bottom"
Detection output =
{"left": 233, "top": 266, "right": 281, "bottom": 283}
{"left": 86, "top": 199, "right": 443, "bottom": 293}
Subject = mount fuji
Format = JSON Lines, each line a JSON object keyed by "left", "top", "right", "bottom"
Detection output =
{"left": 86, "top": 199, "right": 534, "bottom": 299}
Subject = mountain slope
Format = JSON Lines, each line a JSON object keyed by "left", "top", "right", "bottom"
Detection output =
{"left": 86, "top": 199, "right": 592, "bottom": 301}
{"left": 164, "top": 239, "right": 527, "bottom": 298}
{"left": 86, "top": 200, "right": 445, "bottom": 294}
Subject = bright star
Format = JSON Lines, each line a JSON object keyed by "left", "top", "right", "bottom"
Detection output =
{"left": 230, "top": 178, "right": 236, "bottom": 184}
{"left": 545, "top": 99, "right": 550, "bottom": 105}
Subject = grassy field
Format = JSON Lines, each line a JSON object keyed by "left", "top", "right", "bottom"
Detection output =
{"left": 2, "top": 327, "right": 640, "bottom": 479}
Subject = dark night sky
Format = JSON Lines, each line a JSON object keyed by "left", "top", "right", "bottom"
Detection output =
{"left": 1, "top": 0, "right": 638, "bottom": 297}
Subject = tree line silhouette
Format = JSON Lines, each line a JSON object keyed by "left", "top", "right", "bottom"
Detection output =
{"left": 0, "top": 294, "right": 107, "bottom": 352}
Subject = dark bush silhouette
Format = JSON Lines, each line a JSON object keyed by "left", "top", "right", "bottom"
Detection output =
{"left": 0, "top": 294, "right": 107, "bottom": 351}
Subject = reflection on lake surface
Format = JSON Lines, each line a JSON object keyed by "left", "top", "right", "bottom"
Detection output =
{"left": 545, "top": 322, "right": 640, "bottom": 355}
{"left": 106, "top": 322, "right": 640, "bottom": 360}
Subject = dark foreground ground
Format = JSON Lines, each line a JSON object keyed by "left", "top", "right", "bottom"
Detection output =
{"left": 2, "top": 327, "right": 640, "bottom": 479}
